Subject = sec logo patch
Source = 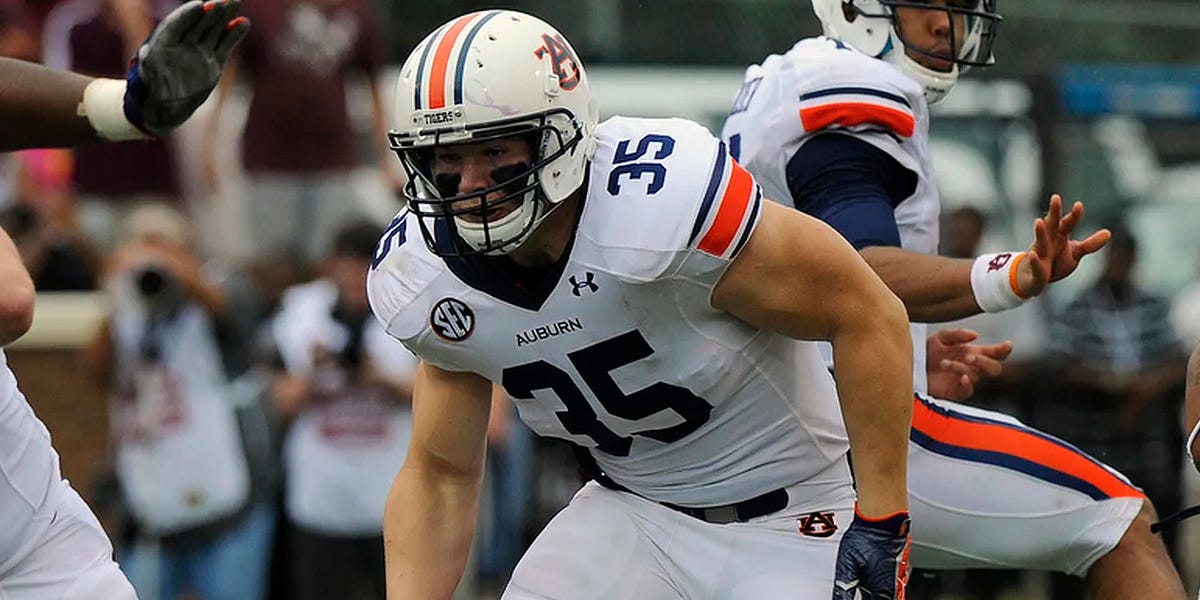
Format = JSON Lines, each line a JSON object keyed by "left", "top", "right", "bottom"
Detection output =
{"left": 430, "top": 298, "right": 475, "bottom": 342}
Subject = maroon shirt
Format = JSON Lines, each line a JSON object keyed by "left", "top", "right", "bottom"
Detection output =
{"left": 66, "top": 9, "right": 180, "bottom": 197}
{"left": 0, "top": 0, "right": 36, "bottom": 58}
{"left": 239, "top": 0, "right": 384, "bottom": 174}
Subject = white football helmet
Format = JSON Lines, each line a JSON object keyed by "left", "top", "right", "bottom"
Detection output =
{"left": 811, "top": 0, "right": 1000, "bottom": 104}
{"left": 389, "top": 10, "right": 599, "bottom": 257}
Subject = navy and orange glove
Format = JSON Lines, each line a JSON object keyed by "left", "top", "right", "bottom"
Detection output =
{"left": 832, "top": 504, "right": 911, "bottom": 600}
{"left": 124, "top": 0, "right": 250, "bottom": 137}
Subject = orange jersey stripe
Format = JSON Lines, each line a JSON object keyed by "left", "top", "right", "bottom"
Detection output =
{"left": 427, "top": 13, "right": 480, "bottom": 109}
{"left": 799, "top": 102, "right": 916, "bottom": 138}
{"left": 698, "top": 161, "right": 755, "bottom": 256}
{"left": 912, "top": 399, "right": 1143, "bottom": 500}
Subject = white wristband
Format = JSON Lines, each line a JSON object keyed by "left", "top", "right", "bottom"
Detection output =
{"left": 1187, "top": 419, "right": 1200, "bottom": 473}
{"left": 78, "top": 78, "right": 147, "bottom": 141}
{"left": 970, "top": 251, "right": 1029, "bottom": 313}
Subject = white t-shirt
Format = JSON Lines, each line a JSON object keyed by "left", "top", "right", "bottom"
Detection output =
{"left": 273, "top": 279, "right": 416, "bottom": 536}
{"left": 109, "top": 304, "right": 251, "bottom": 534}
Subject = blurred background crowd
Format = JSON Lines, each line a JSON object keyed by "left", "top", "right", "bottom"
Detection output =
{"left": 5, "top": 0, "right": 1200, "bottom": 599}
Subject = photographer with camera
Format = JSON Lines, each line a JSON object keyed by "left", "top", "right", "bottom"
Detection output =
{"left": 268, "top": 221, "right": 416, "bottom": 600}
{"left": 88, "top": 203, "right": 276, "bottom": 600}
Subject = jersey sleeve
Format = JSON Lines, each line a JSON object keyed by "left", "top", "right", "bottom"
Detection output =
{"left": 685, "top": 140, "right": 764, "bottom": 263}
{"left": 790, "top": 40, "right": 920, "bottom": 140}
{"left": 797, "top": 84, "right": 916, "bottom": 139}
{"left": 663, "top": 132, "right": 766, "bottom": 289}
{"left": 365, "top": 210, "right": 463, "bottom": 372}
{"left": 723, "top": 40, "right": 925, "bottom": 219}
{"left": 587, "top": 118, "right": 764, "bottom": 287}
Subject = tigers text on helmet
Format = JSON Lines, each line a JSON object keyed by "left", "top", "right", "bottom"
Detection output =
{"left": 389, "top": 10, "right": 599, "bottom": 257}
{"left": 811, "top": 0, "right": 1000, "bottom": 104}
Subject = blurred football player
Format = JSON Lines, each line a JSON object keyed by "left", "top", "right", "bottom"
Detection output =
{"left": 0, "top": 0, "right": 248, "bottom": 152}
{"left": 722, "top": 1, "right": 1186, "bottom": 598}
{"left": 369, "top": 9, "right": 915, "bottom": 600}
{"left": 0, "top": 2, "right": 247, "bottom": 597}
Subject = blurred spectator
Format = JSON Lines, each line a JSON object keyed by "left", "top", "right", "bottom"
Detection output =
{"left": 42, "top": 0, "right": 184, "bottom": 250}
{"left": 268, "top": 221, "right": 414, "bottom": 600}
{"left": 88, "top": 203, "right": 276, "bottom": 600}
{"left": 940, "top": 205, "right": 987, "bottom": 260}
{"left": 203, "top": 0, "right": 396, "bottom": 264}
{"left": 478, "top": 386, "right": 535, "bottom": 592}
{"left": 1170, "top": 250, "right": 1200, "bottom": 350}
{"left": 1040, "top": 225, "right": 1188, "bottom": 598}
{"left": 0, "top": 201, "right": 97, "bottom": 290}
{"left": 0, "top": 146, "right": 99, "bottom": 290}
{"left": 0, "top": 0, "right": 37, "bottom": 61}
{"left": 0, "top": 0, "right": 40, "bottom": 210}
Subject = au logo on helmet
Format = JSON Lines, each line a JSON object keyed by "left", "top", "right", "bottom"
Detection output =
{"left": 534, "top": 33, "right": 581, "bottom": 91}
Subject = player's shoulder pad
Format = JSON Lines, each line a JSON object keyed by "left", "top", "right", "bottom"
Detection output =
{"left": 365, "top": 209, "right": 446, "bottom": 341}
{"left": 582, "top": 117, "right": 763, "bottom": 281}
{"left": 784, "top": 37, "right": 922, "bottom": 139}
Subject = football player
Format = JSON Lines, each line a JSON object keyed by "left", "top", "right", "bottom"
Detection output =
{"left": 0, "top": 0, "right": 248, "bottom": 152}
{"left": 0, "top": 2, "right": 247, "bottom": 597}
{"left": 369, "top": 9, "right": 915, "bottom": 600}
{"left": 721, "top": 1, "right": 1187, "bottom": 598}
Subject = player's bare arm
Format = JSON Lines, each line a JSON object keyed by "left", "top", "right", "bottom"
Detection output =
{"left": 0, "top": 226, "right": 35, "bottom": 345}
{"left": 713, "top": 200, "right": 912, "bottom": 517}
{"left": 0, "top": 0, "right": 247, "bottom": 153}
{"left": 861, "top": 194, "right": 1109, "bottom": 322}
{"left": 0, "top": 58, "right": 96, "bottom": 151}
{"left": 384, "top": 361, "right": 492, "bottom": 600}
{"left": 1184, "top": 344, "right": 1200, "bottom": 471}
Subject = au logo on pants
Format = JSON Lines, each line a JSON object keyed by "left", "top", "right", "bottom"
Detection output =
{"left": 798, "top": 511, "right": 839, "bottom": 538}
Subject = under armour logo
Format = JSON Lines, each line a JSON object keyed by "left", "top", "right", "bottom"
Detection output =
{"left": 987, "top": 253, "right": 1013, "bottom": 272}
{"left": 569, "top": 272, "right": 598, "bottom": 297}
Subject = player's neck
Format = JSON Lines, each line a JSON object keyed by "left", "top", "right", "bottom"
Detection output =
{"left": 507, "top": 192, "right": 583, "bottom": 268}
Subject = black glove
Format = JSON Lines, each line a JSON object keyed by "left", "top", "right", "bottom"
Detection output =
{"left": 125, "top": 0, "right": 251, "bottom": 137}
{"left": 832, "top": 505, "right": 911, "bottom": 600}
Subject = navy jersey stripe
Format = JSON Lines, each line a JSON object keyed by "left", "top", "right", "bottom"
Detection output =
{"left": 908, "top": 429, "right": 1111, "bottom": 501}
{"left": 915, "top": 396, "right": 1131, "bottom": 481}
{"left": 913, "top": 396, "right": 1137, "bottom": 500}
{"left": 730, "top": 187, "right": 762, "bottom": 257}
{"left": 799, "top": 86, "right": 912, "bottom": 108}
{"left": 689, "top": 141, "right": 728, "bottom": 245}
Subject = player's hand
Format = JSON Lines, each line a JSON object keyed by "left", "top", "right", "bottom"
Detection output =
{"left": 124, "top": 0, "right": 250, "bottom": 137}
{"left": 1015, "top": 194, "right": 1111, "bottom": 297}
{"left": 925, "top": 328, "right": 1013, "bottom": 401}
{"left": 832, "top": 505, "right": 911, "bottom": 600}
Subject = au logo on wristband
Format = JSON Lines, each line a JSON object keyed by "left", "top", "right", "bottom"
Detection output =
{"left": 986, "top": 252, "right": 1013, "bottom": 272}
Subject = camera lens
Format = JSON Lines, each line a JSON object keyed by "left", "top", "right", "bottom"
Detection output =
{"left": 136, "top": 268, "right": 166, "bottom": 297}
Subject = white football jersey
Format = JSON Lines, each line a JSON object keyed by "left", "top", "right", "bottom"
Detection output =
{"left": 369, "top": 117, "right": 852, "bottom": 508}
{"left": 0, "top": 349, "right": 63, "bottom": 568}
{"left": 722, "top": 36, "right": 940, "bottom": 394}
